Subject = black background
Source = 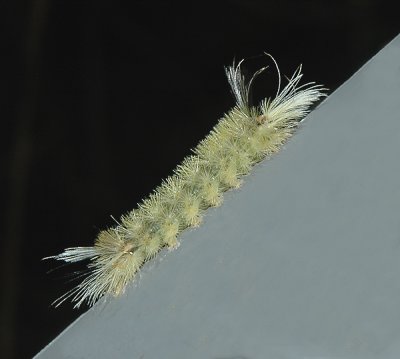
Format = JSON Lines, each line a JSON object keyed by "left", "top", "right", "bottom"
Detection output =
{"left": 1, "top": 1, "right": 399, "bottom": 358}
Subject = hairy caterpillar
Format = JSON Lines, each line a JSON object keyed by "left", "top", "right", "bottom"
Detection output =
{"left": 46, "top": 54, "right": 326, "bottom": 308}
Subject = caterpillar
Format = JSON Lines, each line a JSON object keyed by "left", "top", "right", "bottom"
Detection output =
{"left": 46, "top": 54, "right": 326, "bottom": 308}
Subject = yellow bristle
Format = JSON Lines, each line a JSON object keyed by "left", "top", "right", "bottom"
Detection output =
{"left": 180, "top": 191, "right": 202, "bottom": 227}
{"left": 160, "top": 216, "right": 180, "bottom": 248}
{"left": 197, "top": 171, "right": 222, "bottom": 207}
{"left": 140, "top": 232, "right": 161, "bottom": 260}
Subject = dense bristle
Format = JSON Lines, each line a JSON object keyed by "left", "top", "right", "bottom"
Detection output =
{"left": 47, "top": 55, "right": 327, "bottom": 308}
{"left": 179, "top": 190, "right": 202, "bottom": 227}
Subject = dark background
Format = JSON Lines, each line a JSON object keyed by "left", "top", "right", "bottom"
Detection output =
{"left": 0, "top": 1, "right": 399, "bottom": 358}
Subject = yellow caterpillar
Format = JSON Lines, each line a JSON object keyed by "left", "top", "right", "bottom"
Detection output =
{"left": 46, "top": 54, "right": 326, "bottom": 308}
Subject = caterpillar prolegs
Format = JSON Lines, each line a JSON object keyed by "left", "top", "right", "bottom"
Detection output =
{"left": 46, "top": 55, "right": 326, "bottom": 308}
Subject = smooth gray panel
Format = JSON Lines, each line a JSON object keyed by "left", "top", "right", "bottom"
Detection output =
{"left": 36, "top": 34, "right": 400, "bottom": 359}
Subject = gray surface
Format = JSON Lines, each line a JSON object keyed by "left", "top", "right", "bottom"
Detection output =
{"left": 36, "top": 35, "right": 400, "bottom": 359}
